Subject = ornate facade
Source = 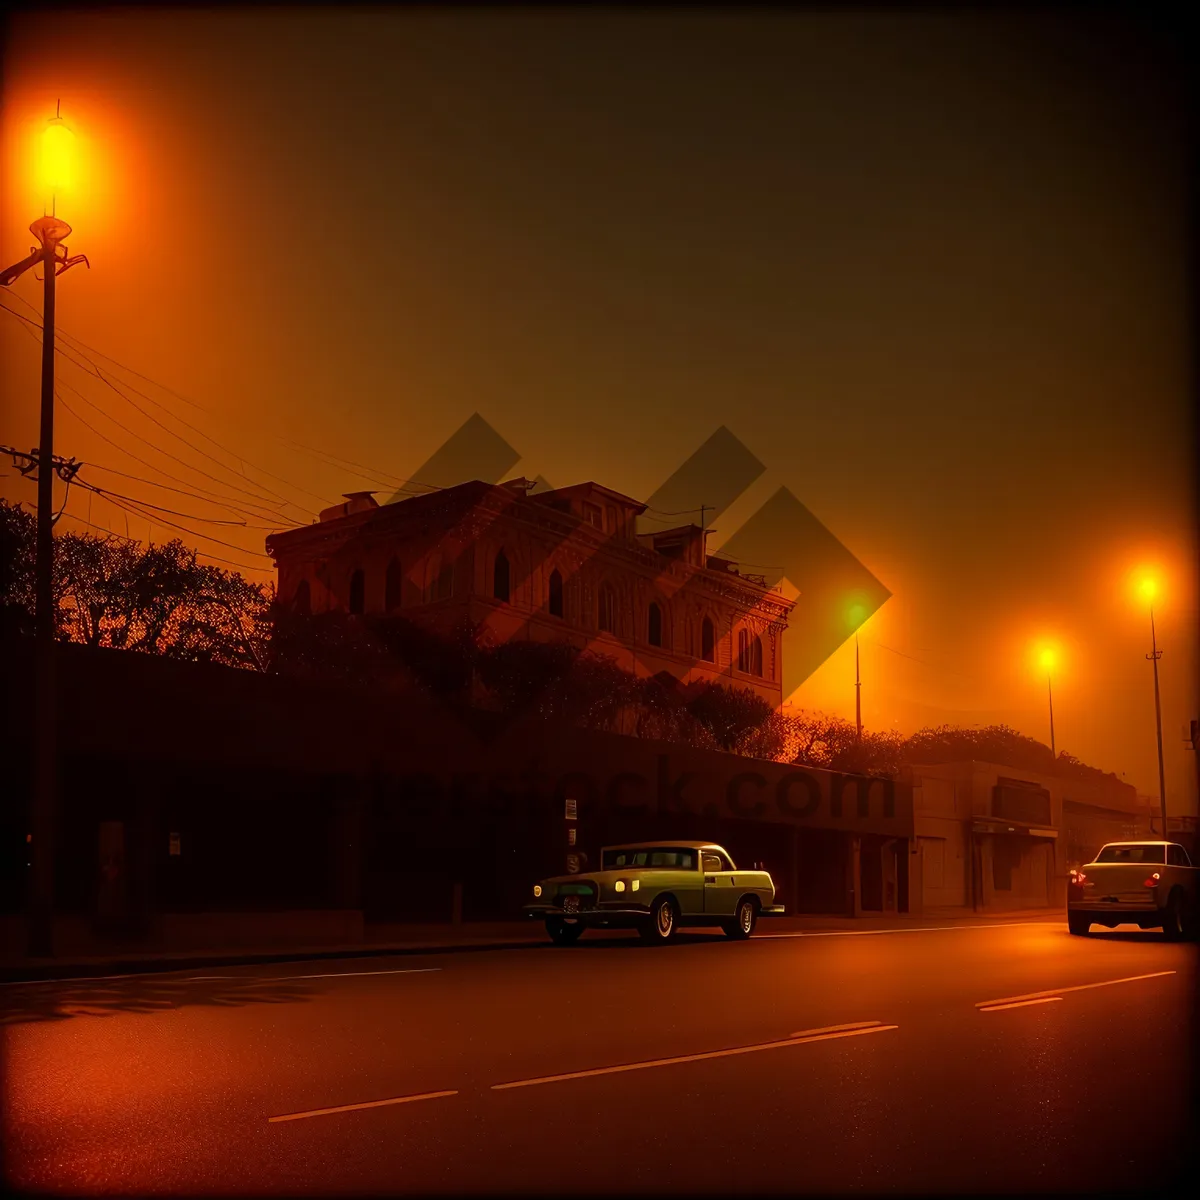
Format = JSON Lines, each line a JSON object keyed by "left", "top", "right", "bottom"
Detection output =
{"left": 266, "top": 478, "right": 795, "bottom": 708}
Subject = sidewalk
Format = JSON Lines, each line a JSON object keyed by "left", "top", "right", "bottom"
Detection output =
{"left": 0, "top": 908, "right": 1060, "bottom": 984}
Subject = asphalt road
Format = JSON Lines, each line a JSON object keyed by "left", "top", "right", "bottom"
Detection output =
{"left": 3, "top": 918, "right": 1197, "bottom": 1195}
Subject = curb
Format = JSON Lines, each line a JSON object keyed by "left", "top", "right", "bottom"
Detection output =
{"left": 0, "top": 936, "right": 552, "bottom": 985}
{"left": 0, "top": 912, "right": 1060, "bottom": 985}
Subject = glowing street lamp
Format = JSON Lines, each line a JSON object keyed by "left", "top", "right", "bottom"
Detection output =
{"left": 1034, "top": 642, "right": 1058, "bottom": 759}
{"left": 0, "top": 101, "right": 91, "bottom": 959}
{"left": 1136, "top": 574, "right": 1169, "bottom": 838}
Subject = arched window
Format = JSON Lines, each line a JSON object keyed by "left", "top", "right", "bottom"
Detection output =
{"left": 428, "top": 558, "right": 454, "bottom": 602}
{"left": 737, "top": 628, "right": 750, "bottom": 673}
{"left": 598, "top": 583, "right": 616, "bottom": 634}
{"left": 385, "top": 558, "right": 403, "bottom": 612}
{"left": 493, "top": 550, "right": 511, "bottom": 603}
{"left": 648, "top": 601, "right": 663, "bottom": 647}
{"left": 548, "top": 569, "right": 564, "bottom": 618}
{"left": 701, "top": 616, "right": 715, "bottom": 663}
{"left": 348, "top": 568, "right": 365, "bottom": 615}
{"left": 752, "top": 634, "right": 763, "bottom": 677}
{"left": 293, "top": 579, "right": 311, "bottom": 616}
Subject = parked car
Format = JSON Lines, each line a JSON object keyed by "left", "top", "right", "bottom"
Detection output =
{"left": 1067, "top": 841, "right": 1199, "bottom": 939}
{"left": 524, "top": 841, "right": 785, "bottom": 945}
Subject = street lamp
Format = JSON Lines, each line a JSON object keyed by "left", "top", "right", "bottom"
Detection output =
{"left": 847, "top": 601, "right": 867, "bottom": 741}
{"left": 0, "top": 102, "right": 91, "bottom": 958}
{"left": 1137, "top": 576, "right": 1169, "bottom": 840}
{"left": 1037, "top": 644, "right": 1057, "bottom": 759}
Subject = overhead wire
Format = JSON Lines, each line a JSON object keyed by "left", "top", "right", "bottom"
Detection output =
{"left": 53, "top": 340, "right": 316, "bottom": 516}
{"left": 3, "top": 303, "right": 304, "bottom": 525}
{"left": 81, "top": 462, "right": 295, "bottom": 527}
{"left": 73, "top": 477, "right": 278, "bottom": 529}
{"left": 54, "top": 389, "right": 296, "bottom": 526}
{"left": 2, "top": 291, "right": 431, "bottom": 499}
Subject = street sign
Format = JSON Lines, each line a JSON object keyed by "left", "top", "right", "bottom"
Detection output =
{"left": 169, "top": 832, "right": 181, "bottom": 856}
{"left": 568, "top": 827, "right": 577, "bottom": 846}
{"left": 565, "top": 798, "right": 577, "bottom": 820}
{"left": 567, "top": 853, "right": 580, "bottom": 873}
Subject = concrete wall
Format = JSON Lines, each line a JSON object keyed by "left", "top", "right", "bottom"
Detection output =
{"left": 3, "top": 638, "right": 914, "bottom": 934}
{"left": 908, "top": 759, "right": 1145, "bottom": 913}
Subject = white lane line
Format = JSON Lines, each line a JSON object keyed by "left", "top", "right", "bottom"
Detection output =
{"left": 759, "top": 921, "right": 1061, "bottom": 940}
{"left": 980, "top": 997, "right": 1064, "bottom": 1012}
{"left": 0, "top": 966, "right": 443, "bottom": 989}
{"left": 492, "top": 1022, "right": 898, "bottom": 1091}
{"left": 976, "top": 970, "right": 1176, "bottom": 1009}
{"left": 268, "top": 1089, "right": 458, "bottom": 1124}
{"left": 267, "top": 968, "right": 441, "bottom": 982}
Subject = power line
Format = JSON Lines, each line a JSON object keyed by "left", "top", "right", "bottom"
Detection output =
{"left": 3, "top": 292, "right": 424, "bottom": 499}
{"left": 95, "top": 489, "right": 273, "bottom": 560}
{"left": 54, "top": 379, "right": 302, "bottom": 521}
{"left": 55, "top": 333, "right": 332, "bottom": 509}
{"left": 53, "top": 341, "right": 314, "bottom": 517}
{"left": 25, "top": 499, "right": 273, "bottom": 573}
{"left": 865, "top": 638, "right": 986, "bottom": 686}
{"left": 55, "top": 390, "right": 297, "bottom": 526}
{"left": 2, "top": 296, "right": 317, "bottom": 517}
{"left": 74, "top": 477, "right": 276, "bottom": 529}
{"left": 82, "top": 462, "right": 294, "bottom": 527}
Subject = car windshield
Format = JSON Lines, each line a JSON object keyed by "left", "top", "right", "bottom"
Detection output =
{"left": 1095, "top": 844, "right": 1166, "bottom": 864}
{"left": 602, "top": 847, "right": 696, "bottom": 871}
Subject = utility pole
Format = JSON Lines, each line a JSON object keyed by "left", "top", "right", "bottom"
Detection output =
{"left": 1, "top": 107, "right": 90, "bottom": 957}
{"left": 855, "top": 633, "right": 862, "bottom": 741}
{"left": 1147, "top": 607, "right": 1168, "bottom": 841}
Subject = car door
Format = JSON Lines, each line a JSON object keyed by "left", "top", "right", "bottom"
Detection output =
{"left": 703, "top": 849, "right": 739, "bottom": 917}
{"left": 662, "top": 848, "right": 704, "bottom": 915}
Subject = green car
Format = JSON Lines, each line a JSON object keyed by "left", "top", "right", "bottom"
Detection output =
{"left": 523, "top": 841, "right": 785, "bottom": 945}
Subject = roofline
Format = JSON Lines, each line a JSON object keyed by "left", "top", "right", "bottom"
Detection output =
{"left": 535, "top": 481, "right": 648, "bottom": 514}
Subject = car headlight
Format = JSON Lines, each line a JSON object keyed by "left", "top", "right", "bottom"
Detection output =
{"left": 614, "top": 880, "right": 626, "bottom": 893}
{"left": 533, "top": 885, "right": 542, "bottom": 898}
{"left": 631, "top": 879, "right": 640, "bottom": 892}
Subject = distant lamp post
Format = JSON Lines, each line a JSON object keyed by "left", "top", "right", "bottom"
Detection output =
{"left": 0, "top": 101, "right": 91, "bottom": 958}
{"left": 1137, "top": 576, "right": 1169, "bottom": 839}
{"left": 1037, "top": 644, "right": 1058, "bottom": 759}
{"left": 847, "top": 601, "right": 868, "bottom": 741}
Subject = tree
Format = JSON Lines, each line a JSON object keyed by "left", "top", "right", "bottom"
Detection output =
{"left": 685, "top": 681, "right": 775, "bottom": 752}
{"left": 0, "top": 499, "right": 272, "bottom": 669}
{"left": 0, "top": 500, "right": 36, "bottom": 638}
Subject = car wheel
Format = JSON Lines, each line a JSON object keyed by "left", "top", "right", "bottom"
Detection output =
{"left": 546, "top": 918, "right": 584, "bottom": 946}
{"left": 724, "top": 897, "right": 759, "bottom": 940}
{"left": 1160, "top": 890, "right": 1185, "bottom": 941}
{"left": 639, "top": 896, "right": 677, "bottom": 943}
{"left": 1067, "top": 912, "right": 1091, "bottom": 936}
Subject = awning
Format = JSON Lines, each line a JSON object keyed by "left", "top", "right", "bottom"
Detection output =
{"left": 972, "top": 820, "right": 1058, "bottom": 839}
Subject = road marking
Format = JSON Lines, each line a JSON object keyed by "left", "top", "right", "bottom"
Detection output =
{"left": 0, "top": 966, "right": 442, "bottom": 989}
{"left": 976, "top": 970, "right": 1176, "bottom": 1009}
{"left": 267, "top": 968, "right": 441, "bottom": 982}
{"left": 268, "top": 1089, "right": 458, "bottom": 1123}
{"left": 759, "top": 921, "right": 1060, "bottom": 940}
{"left": 492, "top": 1022, "right": 898, "bottom": 1091}
{"left": 979, "top": 997, "right": 1064, "bottom": 1012}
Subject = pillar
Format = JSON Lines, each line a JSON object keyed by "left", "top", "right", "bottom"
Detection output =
{"left": 846, "top": 834, "right": 862, "bottom": 917}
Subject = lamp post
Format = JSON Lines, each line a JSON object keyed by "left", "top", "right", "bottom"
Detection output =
{"left": 1138, "top": 579, "right": 1168, "bottom": 839}
{"left": 1, "top": 102, "right": 90, "bottom": 957}
{"left": 1038, "top": 646, "right": 1057, "bottom": 759}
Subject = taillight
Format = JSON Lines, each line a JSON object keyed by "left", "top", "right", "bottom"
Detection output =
{"left": 1069, "top": 870, "right": 1087, "bottom": 886}
{"left": 1144, "top": 872, "right": 1161, "bottom": 888}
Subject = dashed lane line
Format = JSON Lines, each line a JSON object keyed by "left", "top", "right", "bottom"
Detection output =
{"left": 269, "top": 1089, "right": 458, "bottom": 1123}
{"left": 491, "top": 1020, "right": 898, "bottom": 1091}
{"left": 976, "top": 970, "right": 1176, "bottom": 1009}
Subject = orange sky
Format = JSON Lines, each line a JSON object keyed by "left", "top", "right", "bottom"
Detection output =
{"left": 2, "top": 10, "right": 1195, "bottom": 810}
